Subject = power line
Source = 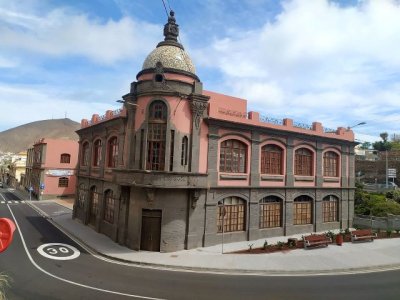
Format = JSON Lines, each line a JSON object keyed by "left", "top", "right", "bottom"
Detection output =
{"left": 166, "top": 0, "right": 172, "bottom": 11}
{"left": 161, "top": 0, "right": 169, "bottom": 17}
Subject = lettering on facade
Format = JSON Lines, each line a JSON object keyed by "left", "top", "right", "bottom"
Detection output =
{"left": 46, "top": 170, "right": 74, "bottom": 176}
{"left": 218, "top": 107, "right": 247, "bottom": 118}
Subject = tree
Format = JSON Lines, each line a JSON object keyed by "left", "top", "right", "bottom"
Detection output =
{"left": 380, "top": 132, "right": 388, "bottom": 142}
{"left": 372, "top": 132, "right": 392, "bottom": 151}
{"left": 359, "top": 142, "right": 371, "bottom": 150}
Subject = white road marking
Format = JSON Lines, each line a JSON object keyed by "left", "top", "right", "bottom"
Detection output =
{"left": 1, "top": 201, "right": 5, "bottom": 204}
{"left": 6, "top": 205, "right": 166, "bottom": 300}
{"left": 37, "top": 243, "right": 80, "bottom": 260}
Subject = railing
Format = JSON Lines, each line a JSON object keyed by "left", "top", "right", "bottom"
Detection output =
{"left": 113, "top": 108, "right": 122, "bottom": 115}
{"left": 293, "top": 121, "right": 312, "bottom": 130}
{"left": 259, "top": 115, "right": 283, "bottom": 126}
{"left": 82, "top": 108, "right": 125, "bottom": 128}
{"left": 353, "top": 215, "right": 400, "bottom": 231}
{"left": 323, "top": 127, "right": 336, "bottom": 133}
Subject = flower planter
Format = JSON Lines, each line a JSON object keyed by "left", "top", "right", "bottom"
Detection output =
{"left": 336, "top": 234, "right": 343, "bottom": 246}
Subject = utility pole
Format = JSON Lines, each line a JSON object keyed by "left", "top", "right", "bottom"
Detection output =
{"left": 386, "top": 150, "right": 388, "bottom": 188}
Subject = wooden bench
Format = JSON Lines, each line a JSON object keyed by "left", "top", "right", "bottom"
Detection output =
{"left": 303, "top": 234, "right": 332, "bottom": 249}
{"left": 351, "top": 229, "right": 377, "bottom": 242}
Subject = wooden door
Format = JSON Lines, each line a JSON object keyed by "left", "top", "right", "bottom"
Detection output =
{"left": 140, "top": 209, "right": 162, "bottom": 251}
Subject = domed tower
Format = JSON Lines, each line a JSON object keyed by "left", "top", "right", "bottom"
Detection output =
{"left": 122, "top": 11, "right": 209, "bottom": 174}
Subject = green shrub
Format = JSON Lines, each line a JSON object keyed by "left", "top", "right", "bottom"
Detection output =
{"left": 392, "top": 190, "right": 400, "bottom": 203}
{"left": 355, "top": 190, "right": 400, "bottom": 216}
{"left": 386, "top": 191, "right": 394, "bottom": 199}
{"left": 263, "top": 240, "right": 268, "bottom": 250}
{"left": 276, "top": 241, "right": 285, "bottom": 250}
{"left": 288, "top": 239, "right": 297, "bottom": 248}
{"left": 0, "top": 274, "right": 10, "bottom": 300}
{"left": 325, "top": 231, "right": 335, "bottom": 239}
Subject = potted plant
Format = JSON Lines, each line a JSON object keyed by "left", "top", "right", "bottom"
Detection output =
{"left": 336, "top": 230, "right": 344, "bottom": 246}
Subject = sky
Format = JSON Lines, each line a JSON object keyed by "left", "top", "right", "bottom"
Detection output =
{"left": 1, "top": 0, "right": 400, "bottom": 143}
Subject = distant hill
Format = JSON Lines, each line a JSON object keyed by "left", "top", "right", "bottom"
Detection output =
{"left": 0, "top": 118, "right": 80, "bottom": 153}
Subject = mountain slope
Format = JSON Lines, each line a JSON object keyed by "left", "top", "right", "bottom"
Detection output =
{"left": 0, "top": 118, "right": 80, "bottom": 153}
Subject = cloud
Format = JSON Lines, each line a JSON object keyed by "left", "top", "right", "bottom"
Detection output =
{"left": 193, "top": 0, "right": 400, "bottom": 136}
{"left": 0, "top": 84, "right": 120, "bottom": 131}
{"left": 0, "top": 6, "right": 160, "bottom": 64}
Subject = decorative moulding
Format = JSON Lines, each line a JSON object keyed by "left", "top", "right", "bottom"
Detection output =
{"left": 323, "top": 177, "right": 340, "bottom": 182}
{"left": 294, "top": 176, "right": 314, "bottom": 182}
{"left": 261, "top": 175, "right": 284, "bottom": 181}
{"left": 219, "top": 174, "right": 247, "bottom": 180}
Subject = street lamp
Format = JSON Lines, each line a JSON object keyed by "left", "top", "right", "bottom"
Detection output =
{"left": 116, "top": 100, "right": 138, "bottom": 107}
{"left": 347, "top": 122, "right": 366, "bottom": 130}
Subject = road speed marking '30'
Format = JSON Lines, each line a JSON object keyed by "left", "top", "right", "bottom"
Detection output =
{"left": 37, "top": 243, "right": 80, "bottom": 260}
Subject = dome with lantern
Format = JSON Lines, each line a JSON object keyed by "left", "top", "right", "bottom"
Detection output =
{"left": 142, "top": 11, "right": 196, "bottom": 75}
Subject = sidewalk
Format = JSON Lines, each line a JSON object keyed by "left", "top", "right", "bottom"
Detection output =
{"left": 21, "top": 198, "right": 400, "bottom": 276}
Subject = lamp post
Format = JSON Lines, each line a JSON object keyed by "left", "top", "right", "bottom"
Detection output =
{"left": 116, "top": 100, "right": 138, "bottom": 107}
{"left": 347, "top": 121, "right": 367, "bottom": 130}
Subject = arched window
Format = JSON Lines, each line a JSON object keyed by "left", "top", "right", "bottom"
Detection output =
{"left": 259, "top": 196, "right": 282, "bottom": 228}
{"left": 104, "top": 189, "right": 115, "bottom": 224}
{"left": 77, "top": 183, "right": 87, "bottom": 208}
{"left": 181, "top": 136, "right": 188, "bottom": 166}
{"left": 147, "top": 101, "right": 167, "bottom": 170}
{"left": 89, "top": 186, "right": 99, "bottom": 225}
{"left": 58, "top": 177, "right": 68, "bottom": 187}
{"left": 107, "top": 137, "right": 118, "bottom": 168}
{"left": 323, "top": 195, "right": 339, "bottom": 222}
{"left": 217, "top": 196, "right": 246, "bottom": 233}
{"left": 60, "top": 153, "right": 71, "bottom": 164}
{"left": 295, "top": 148, "right": 313, "bottom": 176}
{"left": 219, "top": 139, "right": 247, "bottom": 173}
{"left": 294, "top": 195, "right": 313, "bottom": 225}
{"left": 81, "top": 142, "right": 89, "bottom": 166}
{"left": 93, "top": 139, "right": 102, "bottom": 167}
{"left": 261, "top": 144, "right": 283, "bottom": 174}
{"left": 323, "top": 151, "right": 339, "bottom": 177}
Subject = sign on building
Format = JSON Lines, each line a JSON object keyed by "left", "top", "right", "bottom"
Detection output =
{"left": 388, "top": 168, "right": 397, "bottom": 178}
{"left": 46, "top": 170, "right": 74, "bottom": 176}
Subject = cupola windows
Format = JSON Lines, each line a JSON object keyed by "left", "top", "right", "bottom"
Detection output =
{"left": 146, "top": 101, "right": 167, "bottom": 171}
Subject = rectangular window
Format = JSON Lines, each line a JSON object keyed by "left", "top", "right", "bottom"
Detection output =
{"left": 295, "top": 154, "right": 312, "bottom": 176}
{"left": 78, "top": 187, "right": 87, "bottom": 208}
{"left": 60, "top": 154, "right": 71, "bottom": 164}
{"left": 181, "top": 137, "right": 188, "bottom": 166}
{"left": 104, "top": 195, "right": 115, "bottom": 224}
{"left": 140, "top": 129, "right": 144, "bottom": 169}
{"left": 217, "top": 204, "right": 245, "bottom": 233}
{"left": 324, "top": 156, "right": 338, "bottom": 177}
{"left": 147, "top": 124, "right": 166, "bottom": 170}
{"left": 294, "top": 202, "right": 312, "bottom": 225}
{"left": 323, "top": 200, "right": 338, "bottom": 222}
{"left": 58, "top": 177, "right": 69, "bottom": 187}
{"left": 260, "top": 203, "right": 281, "bottom": 228}
{"left": 169, "top": 130, "right": 174, "bottom": 171}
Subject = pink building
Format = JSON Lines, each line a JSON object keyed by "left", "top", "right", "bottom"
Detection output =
{"left": 74, "top": 11, "right": 357, "bottom": 252}
{"left": 25, "top": 138, "right": 79, "bottom": 200}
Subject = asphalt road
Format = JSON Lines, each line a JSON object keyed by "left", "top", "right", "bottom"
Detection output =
{"left": 1, "top": 188, "right": 400, "bottom": 300}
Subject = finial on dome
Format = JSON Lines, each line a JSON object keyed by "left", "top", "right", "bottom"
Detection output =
{"left": 164, "top": 10, "right": 178, "bottom": 42}
{"left": 157, "top": 10, "right": 184, "bottom": 49}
